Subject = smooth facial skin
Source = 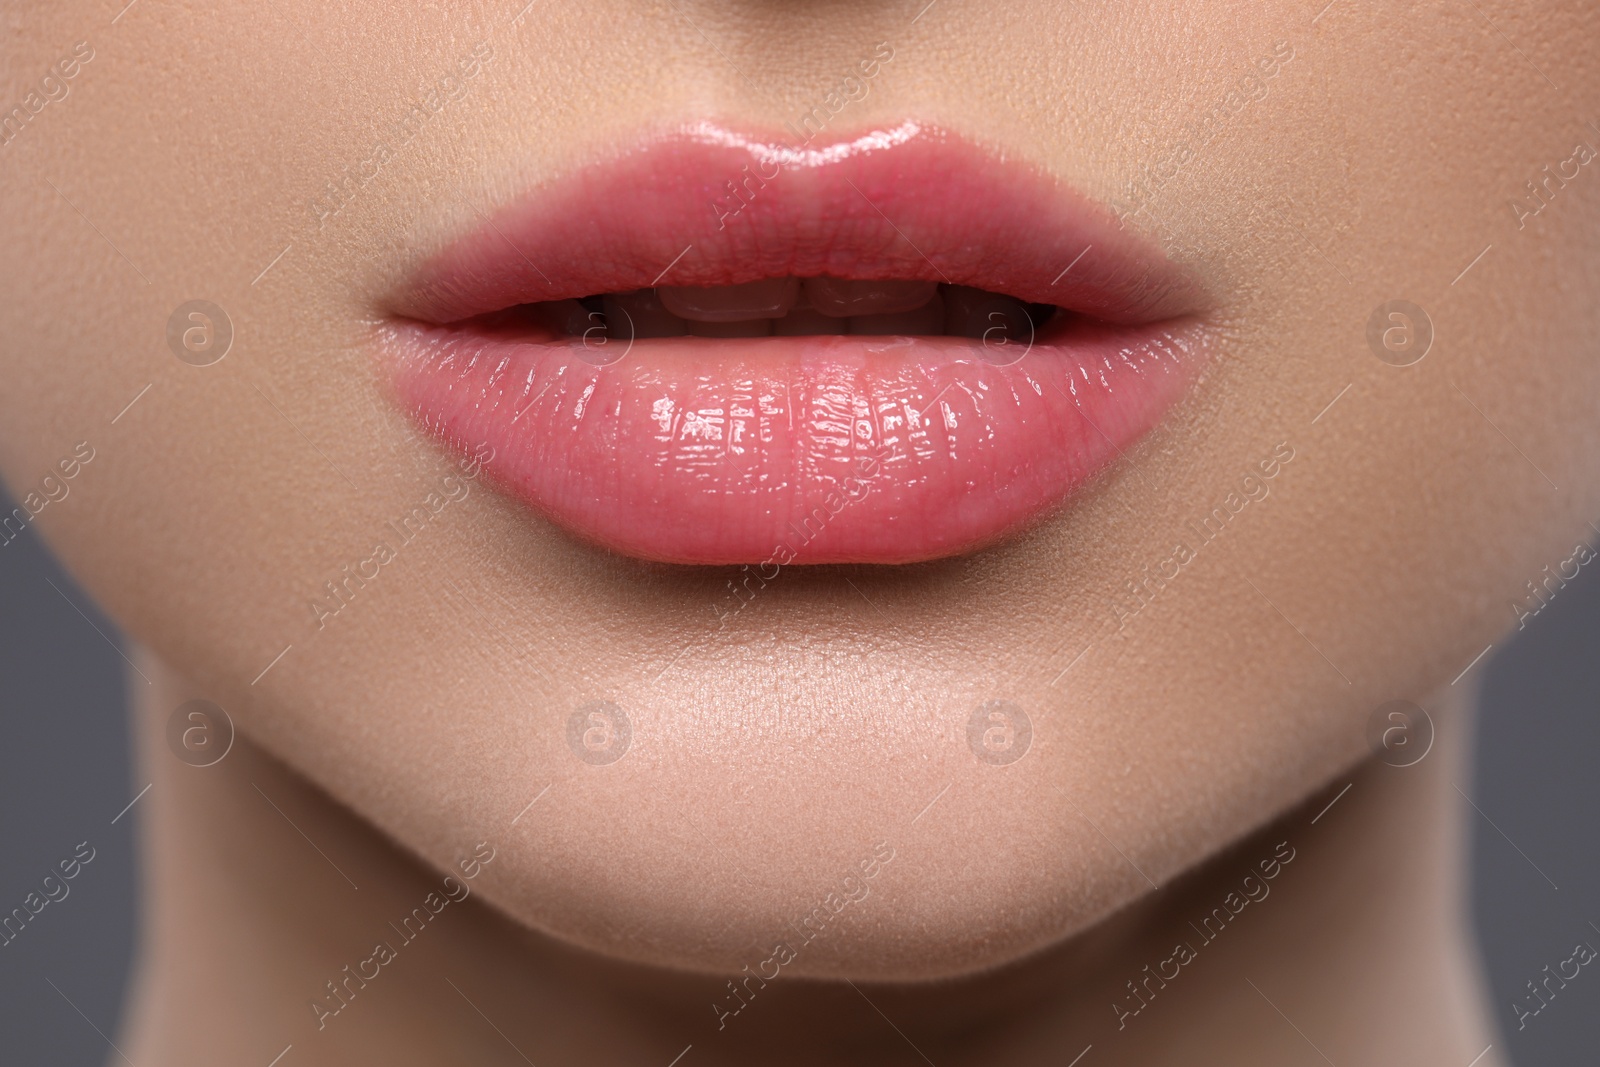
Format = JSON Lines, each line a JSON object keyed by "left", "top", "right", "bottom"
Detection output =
{"left": 2, "top": 0, "right": 1598, "bottom": 1062}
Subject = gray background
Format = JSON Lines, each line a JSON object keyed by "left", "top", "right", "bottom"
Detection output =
{"left": 1, "top": 499, "right": 1595, "bottom": 1065}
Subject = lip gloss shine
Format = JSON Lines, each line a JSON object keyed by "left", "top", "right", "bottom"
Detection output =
{"left": 381, "top": 123, "right": 1212, "bottom": 564}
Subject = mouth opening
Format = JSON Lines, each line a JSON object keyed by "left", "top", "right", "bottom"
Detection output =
{"left": 480, "top": 277, "right": 1062, "bottom": 343}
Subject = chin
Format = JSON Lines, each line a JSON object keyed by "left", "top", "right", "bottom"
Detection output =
{"left": 474, "top": 822, "right": 1135, "bottom": 983}
{"left": 418, "top": 695, "right": 1195, "bottom": 984}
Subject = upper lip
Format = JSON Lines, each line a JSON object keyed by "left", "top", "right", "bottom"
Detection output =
{"left": 387, "top": 120, "right": 1209, "bottom": 329}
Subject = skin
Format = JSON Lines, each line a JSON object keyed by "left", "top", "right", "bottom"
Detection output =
{"left": 2, "top": 0, "right": 1597, "bottom": 1062}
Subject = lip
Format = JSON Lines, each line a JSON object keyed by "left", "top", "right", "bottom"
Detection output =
{"left": 380, "top": 121, "right": 1212, "bottom": 565}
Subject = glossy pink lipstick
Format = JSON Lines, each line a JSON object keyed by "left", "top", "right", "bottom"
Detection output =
{"left": 382, "top": 123, "right": 1211, "bottom": 565}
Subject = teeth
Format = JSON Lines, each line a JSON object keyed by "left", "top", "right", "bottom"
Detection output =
{"left": 538, "top": 298, "right": 600, "bottom": 337}
{"left": 658, "top": 277, "right": 800, "bottom": 322}
{"left": 773, "top": 307, "right": 848, "bottom": 336}
{"left": 848, "top": 290, "right": 946, "bottom": 336}
{"left": 533, "top": 281, "right": 1052, "bottom": 340}
{"left": 602, "top": 289, "right": 685, "bottom": 339}
{"left": 943, "top": 285, "right": 1035, "bottom": 342}
{"left": 804, "top": 276, "right": 939, "bottom": 317}
{"left": 687, "top": 318, "right": 774, "bottom": 338}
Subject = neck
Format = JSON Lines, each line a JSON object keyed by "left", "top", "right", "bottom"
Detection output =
{"left": 122, "top": 653, "right": 1500, "bottom": 1066}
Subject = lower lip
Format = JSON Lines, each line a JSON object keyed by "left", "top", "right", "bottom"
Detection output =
{"left": 384, "top": 315, "right": 1208, "bottom": 565}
